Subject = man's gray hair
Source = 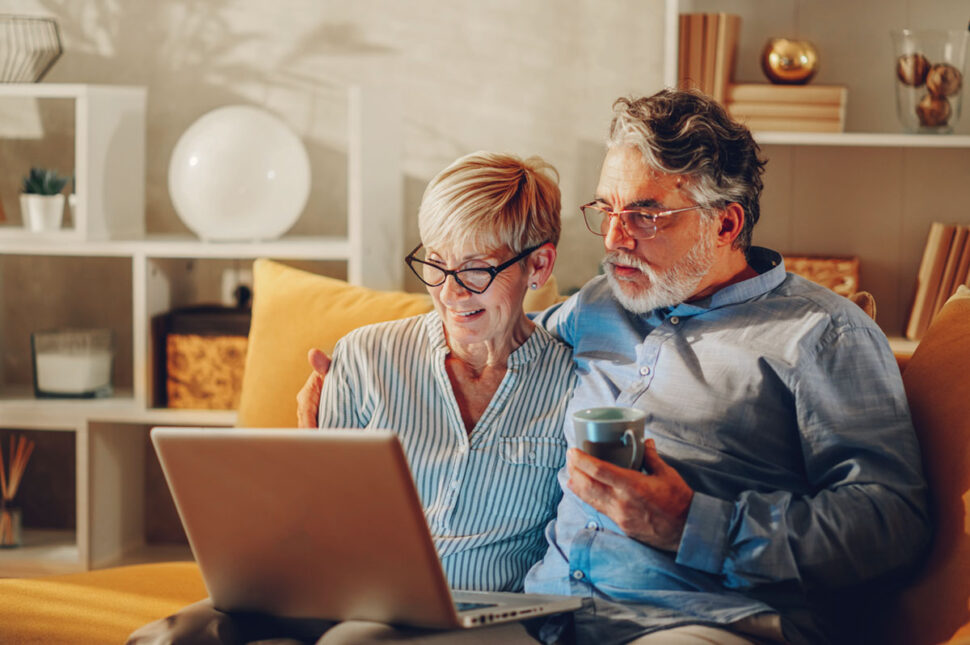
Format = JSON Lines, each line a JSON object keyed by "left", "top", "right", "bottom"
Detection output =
{"left": 607, "top": 89, "right": 767, "bottom": 252}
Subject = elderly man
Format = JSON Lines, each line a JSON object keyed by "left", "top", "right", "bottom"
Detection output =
{"left": 298, "top": 89, "right": 930, "bottom": 645}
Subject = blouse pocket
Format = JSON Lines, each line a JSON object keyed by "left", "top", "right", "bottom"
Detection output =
{"left": 499, "top": 438, "right": 565, "bottom": 469}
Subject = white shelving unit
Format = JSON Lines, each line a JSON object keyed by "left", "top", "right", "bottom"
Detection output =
{"left": 0, "top": 84, "right": 146, "bottom": 241}
{"left": 0, "top": 83, "right": 402, "bottom": 575}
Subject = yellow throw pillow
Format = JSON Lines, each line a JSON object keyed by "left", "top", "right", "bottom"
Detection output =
{"left": 236, "top": 260, "right": 433, "bottom": 428}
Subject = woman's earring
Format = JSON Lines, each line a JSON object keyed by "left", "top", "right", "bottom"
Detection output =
{"left": 530, "top": 282, "right": 539, "bottom": 290}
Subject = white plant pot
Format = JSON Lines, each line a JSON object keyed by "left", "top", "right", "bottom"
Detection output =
{"left": 20, "top": 193, "right": 65, "bottom": 232}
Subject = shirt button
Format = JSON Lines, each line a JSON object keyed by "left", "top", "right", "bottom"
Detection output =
{"left": 451, "top": 480, "right": 460, "bottom": 489}
{"left": 586, "top": 520, "right": 599, "bottom": 530}
{"left": 572, "top": 570, "right": 585, "bottom": 580}
{"left": 457, "top": 445, "right": 467, "bottom": 454}
{"left": 639, "top": 366, "right": 650, "bottom": 376}
{"left": 529, "top": 451, "right": 537, "bottom": 461}
{"left": 669, "top": 316, "right": 680, "bottom": 325}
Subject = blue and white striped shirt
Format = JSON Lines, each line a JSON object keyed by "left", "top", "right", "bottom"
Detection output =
{"left": 317, "top": 311, "right": 575, "bottom": 592}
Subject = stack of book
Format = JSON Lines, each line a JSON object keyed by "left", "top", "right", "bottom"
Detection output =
{"left": 725, "top": 83, "right": 848, "bottom": 133}
{"left": 906, "top": 222, "right": 970, "bottom": 340}
{"left": 677, "top": 13, "right": 741, "bottom": 105}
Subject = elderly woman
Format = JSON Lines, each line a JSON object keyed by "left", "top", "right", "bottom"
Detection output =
{"left": 129, "top": 151, "right": 574, "bottom": 645}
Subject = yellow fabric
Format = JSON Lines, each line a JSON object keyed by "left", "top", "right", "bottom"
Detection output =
{"left": 884, "top": 285, "right": 970, "bottom": 645}
{"left": 236, "top": 259, "right": 565, "bottom": 428}
{"left": 0, "top": 562, "right": 206, "bottom": 644}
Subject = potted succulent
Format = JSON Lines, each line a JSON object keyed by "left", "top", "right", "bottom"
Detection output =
{"left": 20, "top": 167, "right": 69, "bottom": 232}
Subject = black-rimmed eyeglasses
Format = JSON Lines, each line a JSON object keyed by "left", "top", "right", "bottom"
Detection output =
{"left": 405, "top": 242, "right": 547, "bottom": 294}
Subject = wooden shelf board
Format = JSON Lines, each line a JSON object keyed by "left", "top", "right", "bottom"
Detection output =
{"left": 113, "top": 542, "right": 194, "bottom": 567}
{"left": 0, "top": 529, "right": 81, "bottom": 577}
{"left": 0, "top": 83, "right": 145, "bottom": 99}
{"left": 133, "top": 234, "right": 351, "bottom": 259}
{"left": 0, "top": 389, "right": 236, "bottom": 427}
{"left": 0, "top": 233, "right": 351, "bottom": 260}
{"left": 888, "top": 336, "right": 920, "bottom": 357}
{"left": 755, "top": 132, "right": 970, "bottom": 148}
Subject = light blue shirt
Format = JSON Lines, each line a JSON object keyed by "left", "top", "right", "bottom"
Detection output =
{"left": 318, "top": 311, "right": 575, "bottom": 592}
{"left": 525, "top": 248, "right": 930, "bottom": 644}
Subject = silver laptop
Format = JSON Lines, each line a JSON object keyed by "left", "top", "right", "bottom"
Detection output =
{"left": 150, "top": 427, "right": 581, "bottom": 630}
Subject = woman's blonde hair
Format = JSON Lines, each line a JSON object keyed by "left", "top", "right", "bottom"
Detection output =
{"left": 418, "top": 151, "right": 561, "bottom": 255}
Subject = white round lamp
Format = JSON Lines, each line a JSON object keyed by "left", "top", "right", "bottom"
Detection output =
{"left": 168, "top": 105, "right": 311, "bottom": 241}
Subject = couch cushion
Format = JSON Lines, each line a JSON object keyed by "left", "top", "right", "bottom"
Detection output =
{"left": 236, "top": 259, "right": 565, "bottom": 428}
{"left": 0, "top": 562, "right": 206, "bottom": 644}
{"left": 885, "top": 285, "right": 970, "bottom": 645}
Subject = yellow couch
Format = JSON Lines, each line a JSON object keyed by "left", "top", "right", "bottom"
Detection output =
{"left": 0, "top": 262, "right": 967, "bottom": 645}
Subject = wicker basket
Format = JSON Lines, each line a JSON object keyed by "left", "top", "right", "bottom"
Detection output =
{"left": 0, "top": 15, "right": 63, "bottom": 83}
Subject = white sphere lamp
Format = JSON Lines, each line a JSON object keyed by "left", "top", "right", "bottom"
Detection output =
{"left": 168, "top": 105, "right": 311, "bottom": 241}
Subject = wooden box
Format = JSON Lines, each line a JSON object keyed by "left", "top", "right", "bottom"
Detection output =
{"left": 783, "top": 255, "right": 860, "bottom": 296}
{"left": 152, "top": 305, "right": 251, "bottom": 409}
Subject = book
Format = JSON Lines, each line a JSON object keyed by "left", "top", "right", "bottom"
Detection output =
{"left": 733, "top": 116, "right": 844, "bottom": 133}
{"left": 679, "top": 13, "right": 741, "bottom": 103}
{"left": 958, "top": 228, "right": 970, "bottom": 288}
{"left": 726, "top": 83, "right": 848, "bottom": 105}
{"left": 712, "top": 14, "right": 741, "bottom": 104}
{"left": 933, "top": 226, "right": 970, "bottom": 298}
{"left": 702, "top": 14, "right": 718, "bottom": 96}
{"left": 906, "top": 222, "right": 958, "bottom": 340}
{"left": 727, "top": 101, "right": 845, "bottom": 120}
{"left": 678, "top": 14, "right": 690, "bottom": 90}
{"left": 687, "top": 13, "right": 705, "bottom": 92}
{"left": 932, "top": 225, "right": 969, "bottom": 318}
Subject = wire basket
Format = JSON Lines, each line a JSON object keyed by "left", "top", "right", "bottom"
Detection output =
{"left": 0, "top": 15, "right": 63, "bottom": 83}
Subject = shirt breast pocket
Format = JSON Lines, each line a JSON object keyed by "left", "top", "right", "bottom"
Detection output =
{"left": 499, "top": 438, "right": 565, "bottom": 469}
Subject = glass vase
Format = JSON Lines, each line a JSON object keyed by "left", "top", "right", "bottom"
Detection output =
{"left": 891, "top": 29, "right": 969, "bottom": 134}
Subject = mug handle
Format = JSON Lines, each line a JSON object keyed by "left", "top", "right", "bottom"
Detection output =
{"left": 622, "top": 429, "right": 645, "bottom": 470}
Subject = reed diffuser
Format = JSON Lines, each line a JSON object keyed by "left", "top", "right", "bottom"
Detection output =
{"left": 0, "top": 434, "right": 35, "bottom": 548}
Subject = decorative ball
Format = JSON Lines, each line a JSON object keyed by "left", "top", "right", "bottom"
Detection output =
{"left": 926, "top": 63, "right": 963, "bottom": 97}
{"left": 916, "top": 94, "right": 951, "bottom": 126}
{"left": 168, "top": 105, "right": 311, "bottom": 241}
{"left": 895, "top": 53, "right": 931, "bottom": 87}
{"left": 761, "top": 38, "right": 819, "bottom": 84}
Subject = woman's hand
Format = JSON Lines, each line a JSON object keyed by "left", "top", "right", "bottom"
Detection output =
{"left": 296, "top": 348, "right": 331, "bottom": 428}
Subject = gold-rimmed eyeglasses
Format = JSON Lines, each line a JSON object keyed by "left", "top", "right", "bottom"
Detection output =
{"left": 580, "top": 201, "right": 708, "bottom": 240}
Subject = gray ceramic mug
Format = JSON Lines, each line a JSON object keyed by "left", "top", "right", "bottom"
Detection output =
{"left": 572, "top": 406, "right": 646, "bottom": 469}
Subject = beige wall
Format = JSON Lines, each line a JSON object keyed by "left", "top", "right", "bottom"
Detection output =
{"left": 3, "top": 0, "right": 970, "bottom": 344}
{"left": 4, "top": 0, "right": 668, "bottom": 290}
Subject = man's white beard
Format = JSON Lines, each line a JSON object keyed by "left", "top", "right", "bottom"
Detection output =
{"left": 602, "top": 222, "right": 718, "bottom": 314}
